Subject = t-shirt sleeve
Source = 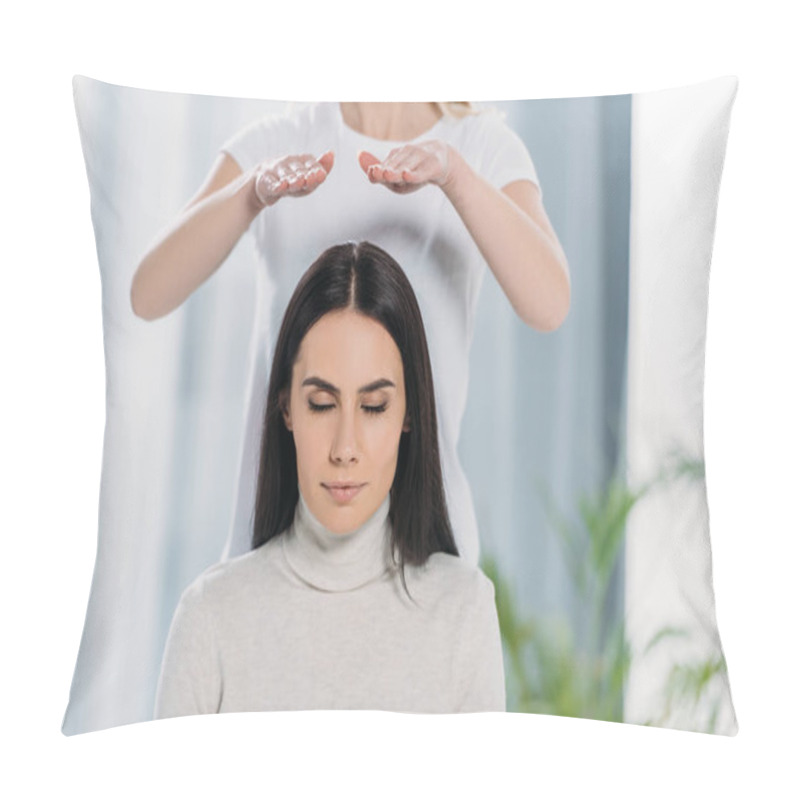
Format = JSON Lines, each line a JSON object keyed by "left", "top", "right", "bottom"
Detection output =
{"left": 154, "top": 577, "right": 222, "bottom": 720}
{"left": 454, "top": 571, "right": 507, "bottom": 712}
{"left": 477, "top": 110, "right": 542, "bottom": 198}
{"left": 219, "top": 112, "right": 286, "bottom": 175}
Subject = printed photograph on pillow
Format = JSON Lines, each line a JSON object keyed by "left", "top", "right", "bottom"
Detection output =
{"left": 63, "top": 75, "right": 738, "bottom": 735}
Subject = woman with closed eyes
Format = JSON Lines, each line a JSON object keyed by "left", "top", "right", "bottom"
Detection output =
{"left": 154, "top": 241, "right": 506, "bottom": 717}
{"left": 131, "top": 101, "right": 570, "bottom": 569}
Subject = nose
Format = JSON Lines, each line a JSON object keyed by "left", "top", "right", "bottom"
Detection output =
{"left": 330, "top": 409, "right": 360, "bottom": 464}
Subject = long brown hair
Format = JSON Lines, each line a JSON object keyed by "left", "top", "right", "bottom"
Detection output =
{"left": 252, "top": 241, "right": 458, "bottom": 590}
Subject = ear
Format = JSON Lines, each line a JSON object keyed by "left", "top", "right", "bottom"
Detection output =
{"left": 280, "top": 391, "right": 293, "bottom": 431}
{"left": 402, "top": 413, "right": 411, "bottom": 433}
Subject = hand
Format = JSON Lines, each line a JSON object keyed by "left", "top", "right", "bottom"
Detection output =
{"left": 358, "top": 141, "right": 453, "bottom": 194}
{"left": 252, "top": 151, "right": 335, "bottom": 208}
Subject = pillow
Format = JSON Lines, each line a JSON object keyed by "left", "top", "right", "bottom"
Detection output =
{"left": 63, "top": 75, "right": 738, "bottom": 735}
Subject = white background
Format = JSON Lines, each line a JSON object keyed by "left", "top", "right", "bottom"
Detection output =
{"left": 2, "top": 1, "right": 797, "bottom": 797}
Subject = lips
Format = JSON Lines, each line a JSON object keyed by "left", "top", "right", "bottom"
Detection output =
{"left": 322, "top": 482, "right": 366, "bottom": 504}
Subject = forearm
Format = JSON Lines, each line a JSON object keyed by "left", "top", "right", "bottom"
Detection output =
{"left": 131, "top": 171, "right": 262, "bottom": 321}
{"left": 441, "top": 153, "right": 571, "bottom": 332}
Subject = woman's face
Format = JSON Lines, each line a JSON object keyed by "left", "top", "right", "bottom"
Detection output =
{"left": 283, "top": 309, "right": 410, "bottom": 534}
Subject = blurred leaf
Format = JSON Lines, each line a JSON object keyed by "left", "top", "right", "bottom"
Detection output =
{"left": 659, "top": 655, "right": 728, "bottom": 730}
{"left": 651, "top": 449, "right": 706, "bottom": 487}
{"left": 581, "top": 477, "right": 646, "bottom": 594}
{"left": 484, "top": 450, "right": 725, "bottom": 730}
{"left": 643, "top": 626, "right": 690, "bottom": 656}
{"left": 534, "top": 475, "right": 587, "bottom": 595}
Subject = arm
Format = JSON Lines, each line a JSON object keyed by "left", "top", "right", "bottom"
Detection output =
{"left": 130, "top": 150, "right": 334, "bottom": 321}
{"left": 131, "top": 153, "right": 256, "bottom": 321}
{"left": 360, "top": 143, "right": 571, "bottom": 333}
{"left": 442, "top": 156, "right": 571, "bottom": 333}
{"left": 154, "top": 581, "right": 222, "bottom": 719}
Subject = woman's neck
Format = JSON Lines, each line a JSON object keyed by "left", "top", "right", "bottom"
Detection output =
{"left": 281, "top": 492, "right": 394, "bottom": 592}
{"left": 339, "top": 102, "right": 443, "bottom": 141}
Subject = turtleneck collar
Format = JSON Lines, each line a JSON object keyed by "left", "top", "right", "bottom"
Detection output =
{"left": 281, "top": 491, "right": 393, "bottom": 592}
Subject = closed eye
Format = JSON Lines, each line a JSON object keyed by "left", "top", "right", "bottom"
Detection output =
{"left": 307, "top": 400, "right": 388, "bottom": 414}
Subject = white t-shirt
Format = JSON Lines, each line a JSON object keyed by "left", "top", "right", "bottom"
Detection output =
{"left": 221, "top": 102, "right": 540, "bottom": 565}
{"left": 155, "top": 492, "right": 505, "bottom": 716}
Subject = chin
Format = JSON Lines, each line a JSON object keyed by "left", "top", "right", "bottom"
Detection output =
{"left": 314, "top": 489, "right": 379, "bottom": 535}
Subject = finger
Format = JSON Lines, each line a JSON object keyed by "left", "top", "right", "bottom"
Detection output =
{"left": 274, "top": 161, "right": 292, "bottom": 182}
{"left": 287, "top": 159, "right": 327, "bottom": 195}
{"left": 281, "top": 154, "right": 324, "bottom": 186}
{"left": 299, "top": 153, "right": 330, "bottom": 181}
{"left": 303, "top": 167, "right": 327, "bottom": 190}
{"left": 401, "top": 153, "right": 437, "bottom": 183}
{"left": 261, "top": 163, "right": 301, "bottom": 197}
{"left": 284, "top": 158, "right": 307, "bottom": 189}
{"left": 382, "top": 146, "right": 416, "bottom": 169}
{"left": 366, "top": 163, "right": 386, "bottom": 183}
{"left": 286, "top": 175, "right": 314, "bottom": 195}
{"left": 381, "top": 152, "right": 415, "bottom": 182}
{"left": 367, "top": 155, "right": 402, "bottom": 184}
{"left": 299, "top": 153, "right": 319, "bottom": 171}
{"left": 317, "top": 150, "right": 335, "bottom": 174}
{"left": 361, "top": 148, "right": 412, "bottom": 184}
{"left": 357, "top": 150, "right": 381, "bottom": 176}
{"left": 391, "top": 150, "right": 427, "bottom": 181}
{"left": 299, "top": 161, "right": 327, "bottom": 187}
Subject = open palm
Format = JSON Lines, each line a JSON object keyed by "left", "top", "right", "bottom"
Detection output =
{"left": 358, "top": 141, "right": 452, "bottom": 194}
{"left": 253, "top": 151, "right": 335, "bottom": 207}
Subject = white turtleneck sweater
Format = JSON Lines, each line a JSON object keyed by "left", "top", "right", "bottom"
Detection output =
{"left": 154, "top": 494, "right": 506, "bottom": 718}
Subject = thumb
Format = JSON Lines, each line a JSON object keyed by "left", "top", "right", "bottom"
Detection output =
{"left": 317, "top": 150, "right": 335, "bottom": 173}
{"left": 357, "top": 150, "right": 380, "bottom": 175}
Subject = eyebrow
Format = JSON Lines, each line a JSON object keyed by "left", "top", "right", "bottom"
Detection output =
{"left": 301, "top": 376, "right": 396, "bottom": 394}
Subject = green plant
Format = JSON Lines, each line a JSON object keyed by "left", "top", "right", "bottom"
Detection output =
{"left": 481, "top": 471, "right": 639, "bottom": 722}
{"left": 481, "top": 450, "right": 731, "bottom": 732}
{"left": 484, "top": 550, "right": 633, "bottom": 722}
